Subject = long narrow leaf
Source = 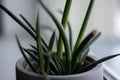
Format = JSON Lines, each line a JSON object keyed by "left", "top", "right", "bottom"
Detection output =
{"left": 36, "top": 13, "right": 45, "bottom": 73}
{"left": 61, "top": 0, "right": 72, "bottom": 28}
{"left": 26, "top": 48, "right": 38, "bottom": 55}
{"left": 38, "top": 0, "right": 71, "bottom": 73}
{"left": 30, "top": 44, "right": 47, "bottom": 53}
{"left": 73, "top": 0, "right": 95, "bottom": 55}
{"left": 41, "top": 26, "right": 58, "bottom": 48}
{"left": 52, "top": 54, "right": 63, "bottom": 75}
{"left": 0, "top": 4, "right": 36, "bottom": 40}
{"left": 80, "top": 48, "right": 90, "bottom": 63}
{"left": 0, "top": 3, "right": 49, "bottom": 52}
{"left": 53, "top": 54, "right": 66, "bottom": 74}
{"left": 41, "top": 42, "right": 48, "bottom": 53}
{"left": 46, "top": 53, "right": 50, "bottom": 74}
{"left": 20, "top": 14, "right": 36, "bottom": 33}
{"left": 30, "top": 45, "right": 37, "bottom": 50}
{"left": 58, "top": 10, "right": 72, "bottom": 50}
{"left": 57, "top": 0, "right": 72, "bottom": 59}
{"left": 48, "top": 54, "right": 62, "bottom": 74}
{"left": 71, "top": 49, "right": 89, "bottom": 73}
{"left": 72, "top": 30, "right": 97, "bottom": 61}
{"left": 68, "top": 22, "right": 73, "bottom": 50}
{"left": 72, "top": 32, "right": 101, "bottom": 66}
{"left": 41, "top": 35, "right": 49, "bottom": 50}
{"left": 46, "top": 31, "right": 55, "bottom": 74}
{"left": 72, "top": 63, "right": 81, "bottom": 74}
{"left": 23, "top": 48, "right": 39, "bottom": 63}
{"left": 48, "top": 31, "right": 55, "bottom": 51}
{"left": 49, "top": 58, "right": 59, "bottom": 75}
{"left": 82, "top": 54, "right": 120, "bottom": 71}
{"left": 72, "top": 30, "right": 97, "bottom": 56}
{"left": 15, "top": 35, "right": 37, "bottom": 73}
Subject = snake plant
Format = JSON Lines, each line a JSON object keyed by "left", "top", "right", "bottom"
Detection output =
{"left": 0, "top": 0, "right": 120, "bottom": 75}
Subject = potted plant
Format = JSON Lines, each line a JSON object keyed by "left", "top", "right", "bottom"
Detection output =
{"left": 0, "top": 0, "right": 119, "bottom": 80}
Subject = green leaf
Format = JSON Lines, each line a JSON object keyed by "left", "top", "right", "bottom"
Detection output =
{"left": 30, "top": 45, "right": 37, "bottom": 51}
{"left": 41, "top": 35, "right": 49, "bottom": 51}
{"left": 72, "top": 32, "right": 101, "bottom": 66}
{"left": 61, "top": 0, "right": 72, "bottom": 28}
{"left": 51, "top": 54, "right": 63, "bottom": 75}
{"left": 48, "top": 31, "right": 55, "bottom": 51}
{"left": 79, "top": 30, "right": 97, "bottom": 49}
{"left": 72, "top": 62, "right": 81, "bottom": 74}
{"left": 82, "top": 54, "right": 120, "bottom": 71}
{"left": 30, "top": 44, "right": 47, "bottom": 53}
{"left": 15, "top": 35, "right": 37, "bottom": 73}
{"left": 49, "top": 58, "right": 60, "bottom": 75}
{"left": 54, "top": 54, "right": 66, "bottom": 74}
{"left": 71, "top": 49, "right": 89, "bottom": 73}
{"left": 58, "top": 10, "right": 73, "bottom": 50}
{"left": 0, "top": 3, "right": 36, "bottom": 40}
{"left": 73, "top": 0, "right": 95, "bottom": 55}
{"left": 23, "top": 48, "right": 39, "bottom": 63}
{"left": 72, "top": 30, "right": 97, "bottom": 61}
{"left": 36, "top": 13, "right": 45, "bottom": 73}
{"left": 38, "top": 0, "right": 71, "bottom": 73}
{"left": 80, "top": 48, "right": 89, "bottom": 63}
{"left": 0, "top": 3, "right": 49, "bottom": 52}
{"left": 20, "top": 14, "right": 36, "bottom": 33}
{"left": 46, "top": 53, "right": 50, "bottom": 74}
{"left": 45, "top": 31, "right": 56, "bottom": 74}
{"left": 41, "top": 25, "right": 58, "bottom": 48}
{"left": 68, "top": 22, "right": 73, "bottom": 50}
{"left": 57, "top": 0, "right": 72, "bottom": 58}
{"left": 26, "top": 48, "right": 38, "bottom": 55}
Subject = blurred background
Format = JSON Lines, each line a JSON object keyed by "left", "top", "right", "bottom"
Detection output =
{"left": 0, "top": 0, "right": 120, "bottom": 80}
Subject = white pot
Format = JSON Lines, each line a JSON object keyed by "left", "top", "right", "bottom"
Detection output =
{"left": 16, "top": 55, "right": 103, "bottom": 80}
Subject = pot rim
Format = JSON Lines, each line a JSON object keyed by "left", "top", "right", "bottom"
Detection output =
{"left": 16, "top": 55, "right": 102, "bottom": 78}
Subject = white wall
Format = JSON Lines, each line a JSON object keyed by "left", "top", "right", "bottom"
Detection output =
{"left": 2, "top": 0, "right": 117, "bottom": 39}
{"left": 3, "top": 0, "right": 37, "bottom": 38}
{"left": 40, "top": 0, "right": 116, "bottom": 43}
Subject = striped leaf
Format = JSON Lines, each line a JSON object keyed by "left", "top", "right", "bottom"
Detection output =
{"left": 15, "top": 35, "right": 37, "bottom": 73}
{"left": 72, "top": 32, "right": 101, "bottom": 67}
{"left": 73, "top": 0, "right": 95, "bottom": 55}
{"left": 38, "top": 0, "right": 71, "bottom": 73}
{"left": 82, "top": 54, "right": 120, "bottom": 71}
{"left": 23, "top": 48, "right": 39, "bottom": 63}
{"left": 36, "top": 13, "right": 45, "bottom": 73}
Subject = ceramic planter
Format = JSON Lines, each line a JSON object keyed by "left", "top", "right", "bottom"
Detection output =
{"left": 16, "top": 55, "right": 103, "bottom": 80}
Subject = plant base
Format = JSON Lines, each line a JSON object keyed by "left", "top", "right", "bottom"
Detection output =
{"left": 16, "top": 55, "right": 103, "bottom": 80}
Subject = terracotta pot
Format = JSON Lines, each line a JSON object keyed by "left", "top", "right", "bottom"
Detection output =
{"left": 16, "top": 55, "right": 103, "bottom": 80}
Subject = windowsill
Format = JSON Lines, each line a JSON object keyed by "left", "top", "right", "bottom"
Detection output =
{"left": 91, "top": 37, "right": 120, "bottom": 79}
